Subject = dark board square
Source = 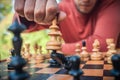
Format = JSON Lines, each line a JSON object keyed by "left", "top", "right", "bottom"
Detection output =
{"left": 55, "top": 68, "right": 68, "bottom": 74}
{"left": 29, "top": 73, "right": 53, "bottom": 80}
{"left": 80, "top": 76, "right": 103, "bottom": 80}
{"left": 104, "top": 61, "right": 109, "bottom": 64}
{"left": 103, "top": 70, "right": 114, "bottom": 76}
{"left": 83, "top": 65, "right": 103, "bottom": 69}
{"left": 81, "top": 61, "right": 87, "bottom": 64}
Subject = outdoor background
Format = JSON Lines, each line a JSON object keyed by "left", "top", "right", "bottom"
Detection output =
{"left": 0, "top": 0, "right": 61, "bottom": 60}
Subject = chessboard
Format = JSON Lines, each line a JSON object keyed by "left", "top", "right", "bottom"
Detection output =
{"left": 0, "top": 54, "right": 114, "bottom": 80}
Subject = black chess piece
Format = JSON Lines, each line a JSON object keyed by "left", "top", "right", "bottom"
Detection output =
{"left": 68, "top": 56, "right": 83, "bottom": 80}
{"left": 49, "top": 50, "right": 64, "bottom": 67}
{"left": 8, "top": 49, "right": 15, "bottom": 70}
{"left": 8, "top": 18, "right": 30, "bottom": 80}
{"left": 111, "top": 54, "right": 120, "bottom": 80}
{"left": 82, "top": 40, "right": 86, "bottom": 47}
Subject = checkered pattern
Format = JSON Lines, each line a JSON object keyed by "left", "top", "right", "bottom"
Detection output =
{"left": 0, "top": 58, "right": 115, "bottom": 80}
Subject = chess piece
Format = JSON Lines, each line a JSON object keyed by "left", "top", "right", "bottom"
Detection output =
{"left": 80, "top": 41, "right": 89, "bottom": 61}
{"left": 46, "top": 18, "right": 62, "bottom": 67}
{"left": 8, "top": 49, "right": 15, "bottom": 70}
{"left": 106, "top": 38, "right": 114, "bottom": 57}
{"left": 111, "top": 54, "right": 120, "bottom": 80}
{"left": 69, "top": 56, "right": 83, "bottom": 80}
{"left": 36, "top": 46, "right": 45, "bottom": 64}
{"left": 21, "top": 47, "right": 25, "bottom": 57}
{"left": 91, "top": 39, "right": 102, "bottom": 60}
{"left": 106, "top": 43, "right": 117, "bottom": 64}
{"left": 106, "top": 38, "right": 114, "bottom": 47}
{"left": 24, "top": 43, "right": 32, "bottom": 61}
{"left": 33, "top": 43, "right": 38, "bottom": 58}
{"left": 8, "top": 18, "right": 30, "bottom": 80}
{"left": 106, "top": 40, "right": 116, "bottom": 57}
{"left": 75, "top": 43, "right": 81, "bottom": 56}
{"left": 36, "top": 54, "right": 44, "bottom": 64}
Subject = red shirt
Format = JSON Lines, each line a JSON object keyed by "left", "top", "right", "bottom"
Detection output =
{"left": 17, "top": 0, "right": 120, "bottom": 54}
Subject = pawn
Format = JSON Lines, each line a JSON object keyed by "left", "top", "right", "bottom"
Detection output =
{"left": 36, "top": 46, "right": 45, "bottom": 64}
{"left": 80, "top": 41, "right": 89, "bottom": 61}
{"left": 32, "top": 43, "right": 38, "bottom": 59}
{"left": 24, "top": 43, "right": 32, "bottom": 61}
{"left": 111, "top": 54, "right": 120, "bottom": 80}
{"left": 21, "top": 47, "right": 25, "bottom": 58}
{"left": 68, "top": 56, "right": 83, "bottom": 79}
{"left": 75, "top": 43, "right": 81, "bottom": 56}
{"left": 35, "top": 54, "right": 44, "bottom": 64}
{"left": 91, "top": 39, "right": 102, "bottom": 60}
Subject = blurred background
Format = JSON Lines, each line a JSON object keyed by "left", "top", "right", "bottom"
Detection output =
{"left": 0, "top": 0, "right": 62, "bottom": 60}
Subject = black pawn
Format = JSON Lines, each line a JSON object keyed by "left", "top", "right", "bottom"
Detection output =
{"left": 111, "top": 54, "right": 120, "bottom": 80}
{"left": 8, "top": 18, "right": 30, "bottom": 80}
{"left": 8, "top": 49, "right": 15, "bottom": 70}
{"left": 68, "top": 56, "right": 83, "bottom": 80}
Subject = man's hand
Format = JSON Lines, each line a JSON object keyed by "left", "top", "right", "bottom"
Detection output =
{"left": 14, "top": 0, "right": 66, "bottom": 24}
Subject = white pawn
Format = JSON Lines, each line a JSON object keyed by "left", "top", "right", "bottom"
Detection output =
{"left": 75, "top": 43, "right": 81, "bottom": 56}
{"left": 80, "top": 41, "right": 89, "bottom": 61}
{"left": 91, "top": 39, "right": 102, "bottom": 60}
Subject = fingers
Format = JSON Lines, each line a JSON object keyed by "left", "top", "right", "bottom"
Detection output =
{"left": 14, "top": 0, "right": 64, "bottom": 24}
{"left": 44, "top": 0, "right": 58, "bottom": 23}
{"left": 34, "top": 0, "right": 47, "bottom": 23}
{"left": 14, "top": 0, "right": 25, "bottom": 17}
{"left": 24, "top": 0, "right": 36, "bottom": 21}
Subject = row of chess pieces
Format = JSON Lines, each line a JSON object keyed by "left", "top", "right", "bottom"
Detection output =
{"left": 7, "top": 43, "right": 51, "bottom": 64}
{"left": 7, "top": 38, "right": 118, "bottom": 65}
{"left": 75, "top": 38, "right": 118, "bottom": 64}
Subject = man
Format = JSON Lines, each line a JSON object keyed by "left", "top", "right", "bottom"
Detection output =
{"left": 14, "top": 0, "right": 120, "bottom": 54}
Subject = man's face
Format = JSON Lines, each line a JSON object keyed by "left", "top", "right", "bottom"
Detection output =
{"left": 74, "top": 0, "right": 97, "bottom": 14}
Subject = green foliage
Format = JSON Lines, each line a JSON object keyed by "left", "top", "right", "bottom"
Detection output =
{"left": 0, "top": 0, "right": 12, "bottom": 21}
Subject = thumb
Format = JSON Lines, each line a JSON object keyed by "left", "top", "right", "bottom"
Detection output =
{"left": 58, "top": 11, "right": 66, "bottom": 22}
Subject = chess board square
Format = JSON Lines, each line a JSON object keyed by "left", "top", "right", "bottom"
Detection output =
{"left": 104, "top": 61, "right": 109, "bottom": 64}
{"left": 83, "top": 69, "right": 103, "bottom": 76}
{"left": 35, "top": 68, "right": 60, "bottom": 74}
{"left": 86, "top": 61, "right": 104, "bottom": 65}
{"left": 80, "top": 64, "right": 85, "bottom": 68}
{"left": 104, "top": 64, "right": 113, "bottom": 70}
{"left": 83, "top": 65, "right": 103, "bottom": 69}
{"left": 81, "top": 61, "right": 87, "bottom": 64}
{"left": 24, "top": 67, "right": 42, "bottom": 73}
{"left": 47, "top": 74, "right": 73, "bottom": 80}
{"left": 80, "top": 76, "right": 103, "bottom": 80}
{"left": 103, "top": 77, "right": 114, "bottom": 80}
{"left": 31, "top": 63, "right": 49, "bottom": 68}
{"left": 29, "top": 73, "right": 52, "bottom": 80}
{"left": 103, "top": 70, "right": 113, "bottom": 76}
{"left": 55, "top": 69, "right": 68, "bottom": 74}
